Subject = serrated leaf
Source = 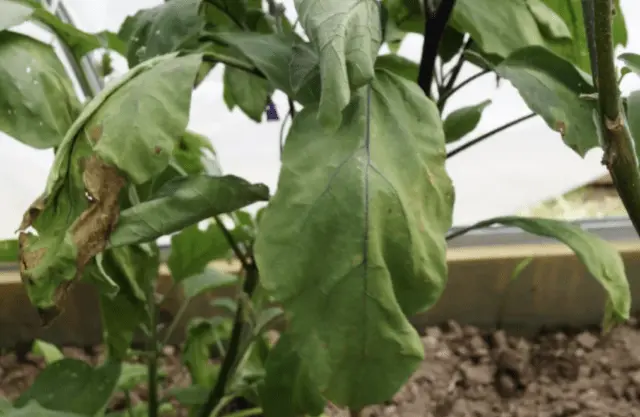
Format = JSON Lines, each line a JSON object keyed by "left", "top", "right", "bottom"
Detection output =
{"left": 17, "top": 55, "right": 199, "bottom": 319}
{"left": 294, "top": 0, "right": 382, "bottom": 128}
{"left": 0, "top": 0, "right": 32, "bottom": 31}
{"left": 181, "top": 268, "right": 238, "bottom": 299}
{"left": 443, "top": 100, "right": 491, "bottom": 143}
{"left": 374, "top": 54, "right": 418, "bottom": 82}
{"left": 109, "top": 175, "right": 270, "bottom": 248}
{"left": 0, "top": 31, "right": 80, "bottom": 149}
{"left": 495, "top": 46, "right": 598, "bottom": 156}
{"left": 255, "top": 70, "right": 453, "bottom": 413}
{"left": 117, "top": 0, "right": 204, "bottom": 67}
{"left": 450, "top": 216, "right": 630, "bottom": 327}
{"left": 16, "top": 359, "right": 121, "bottom": 415}
{"left": 223, "top": 66, "right": 271, "bottom": 122}
{"left": 168, "top": 223, "right": 230, "bottom": 282}
{"left": 31, "top": 340, "right": 64, "bottom": 365}
{"left": 1, "top": 401, "right": 87, "bottom": 417}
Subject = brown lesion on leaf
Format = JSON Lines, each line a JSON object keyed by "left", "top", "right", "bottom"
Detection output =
{"left": 17, "top": 154, "right": 126, "bottom": 325}
{"left": 555, "top": 121, "right": 566, "bottom": 137}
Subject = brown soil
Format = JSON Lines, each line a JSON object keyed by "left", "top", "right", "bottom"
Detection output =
{"left": 3, "top": 320, "right": 640, "bottom": 416}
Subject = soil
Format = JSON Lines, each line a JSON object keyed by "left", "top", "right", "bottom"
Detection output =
{"left": 4, "top": 319, "right": 640, "bottom": 416}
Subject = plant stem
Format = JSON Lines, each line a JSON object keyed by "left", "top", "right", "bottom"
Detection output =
{"left": 198, "top": 264, "right": 260, "bottom": 417}
{"left": 438, "top": 69, "right": 490, "bottom": 111}
{"left": 147, "top": 281, "right": 159, "bottom": 417}
{"left": 417, "top": 0, "right": 458, "bottom": 98}
{"left": 446, "top": 113, "right": 537, "bottom": 159}
{"left": 586, "top": 0, "right": 640, "bottom": 236}
{"left": 214, "top": 215, "right": 251, "bottom": 271}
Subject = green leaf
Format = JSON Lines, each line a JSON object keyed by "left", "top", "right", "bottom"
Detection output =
{"left": 116, "top": 363, "right": 148, "bottom": 392}
{"left": 99, "top": 245, "right": 159, "bottom": 359}
{"left": 495, "top": 46, "right": 598, "bottom": 156}
{"left": 167, "top": 223, "right": 230, "bottom": 282}
{"left": 294, "top": 0, "right": 382, "bottom": 128}
{"left": 211, "top": 297, "right": 237, "bottom": 316}
{"left": 443, "top": 100, "right": 491, "bottom": 143}
{"left": 255, "top": 70, "right": 454, "bottom": 413}
{"left": 526, "top": 0, "right": 571, "bottom": 39}
{"left": 374, "top": 54, "right": 418, "bottom": 82}
{"left": 168, "top": 385, "right": 209, "bottom": 406}
{"left": 620, "top": 53, "right": 640, "bottom": 76}
{"left": 542, "top": 0, "right": 627, "bottom": 73}
{"left": 16, "top": 359, "right": 121, "bottom": 415}
{"left": 31, "top": 340, "right": 64, "bottom": 365}
{"left": 1, "top": 401, "right": 87, "bottom": 417}
{"left": 0, "top": 0, "right": 32, "bottom": 31}
{"left": 174, "top": 130, "right": 221, "bottom": 176}
{"left": 117, "top": 0, "right": 204, "bottom": 67}
{"left": 91, "top": 54, "right": 202, "bottom": 184}
{"left": 223, "top": 66, "right": 271, "bottom": 122}
{"left": 183, "top": 317, "right": 225, "bottom": 388}
{"left": 450, "top": 216, "right": 630, "bottom": 327}
{"left": 181, "top": 268, "right": 238, "bottom": 299}
{"left": 0, "top": 31, "right": 80, "bottom": 149}
{"left": 109, "top": 175, "right": 270, "bottom": 248}
{"left": 0, "top": 239, "right": 18, "bottom": 263}
{"left": 439, "top": 26, "right": 465, "bottom": 64}
{"left": 627, "top": 91, "right": 640, "bottom": 162}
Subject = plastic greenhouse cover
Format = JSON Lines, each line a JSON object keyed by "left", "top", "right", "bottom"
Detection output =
{"left": 1, "top": 0, "right": 640, "bottom": 244}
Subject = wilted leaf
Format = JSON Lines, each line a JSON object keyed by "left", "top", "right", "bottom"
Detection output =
{"left": 294, "top": 0, "right": 382, "bottom": 128}
{"left": 31, "top": 340, "right": 64, "bottom": 365}
{"left": 17, "top": 54, "right": 197, "bottom": 321}
{"left": 255, "top": 70, "right": 454, "bottom": 413}
{"left": 16, "top": 359, "right": 121, "bottom": 415}
{"left": 181, "top": 268, "right": 238, "bottom": 299}
{"left": 495, "top": 46, "right": 598, "bottom": 156}
{"left": 1, "top": 401, "right": 87, "bottom": 417}
{"left": 223, "top": 66, "right": 271, "bottom": 122}
{"left": 0, "top": 0, "right": 32, "bottom": 31}
{"left": 374, "top": 54, "right": 418, "bottom": 82}
{"left": 109, "top": 175, "right": 269, "bottom": 248}
{"left": 0, "top": 31, "right": 80, "bottom": 148}
{"left": 117, "top": 0, "right": 204, "bottom": 67}
{"left": 449, "top": 216, "right": 630, "bottom": 328}
{"left": 99, "top": 245, "right": 159, "bottom": 359}
{"left": 167, "top": 223, "right": 230, "bottom": 282}
{"left": 443, "top": 100, "right": 491, "bottom": 143}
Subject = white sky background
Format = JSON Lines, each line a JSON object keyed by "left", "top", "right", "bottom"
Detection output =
{"left": 1, "top": 0, "right": 639, "bottom": 240}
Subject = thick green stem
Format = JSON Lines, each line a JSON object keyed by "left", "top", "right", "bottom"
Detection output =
{"left": 587, "top": 0, "right": 640, "bottom": 236}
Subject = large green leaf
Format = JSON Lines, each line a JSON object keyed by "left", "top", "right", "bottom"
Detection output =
{"left": 0, "top": 0, "right": 32, "bottom": 31}
{"left": 17, "top": 54, "right": 199, "bottom": 319}
{"left": 0, "top": 31, "right": 80, "bottom": 148}
{"left": 167, "top": 222, "right": 230, "bottom": 282}
{"left": 443, "top": 100, "right": 492, "bottom": 143}
{"left": 374, "top": 54, "right": 418, "bottom": 82}
{"left": 255, "top": 69, "right": 454, "bottom": 413}
{"left": 294, "top": 0, "right": 382, "bottom": 128}
{"left": 543, "top": 0, "right": 627, "bottom": 73}
{"left": 109, "top": 175, "right": 270, "bottom": 248}
{"left": 223, "top": 66, "right": 271, "bottom": 122}
{"left": 99, "top": 245, "right": 159, "bottom": 359}
{"left": 16, "top": 359, "right": 121, "bottom": 415}
{"left": 495, "top": 46, "right": 598, "bottom": 156}
{"left": 181, "top": 268, "right": 238, "bottom": 299}
{"left": 117, "top": 0, "right": 204, "bottom": 67}
{"left": 0, "top": 401, "right": 87, "bottom": 417}
{"left": 449, "top": 216, "right": 630, "bottom": 328}
{"left": 92, "top": 54, "right": 202, "bottom": 184}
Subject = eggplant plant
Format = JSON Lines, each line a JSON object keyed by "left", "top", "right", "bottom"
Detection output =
{"left": 0, "top": 0, "right": 637, "bottom": 416}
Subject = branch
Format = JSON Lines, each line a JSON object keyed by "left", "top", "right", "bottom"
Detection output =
{"left": 587, "top": 0, "right": 640, "bottom": 236}
{"left": 417, "top": 0, "right": 458, "bottom": 97}
{"left": 446, "top": 113, "right": 536, "bottom": 159}
{"left": 438, "top": 68, "right": 489, "bottom": 111}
